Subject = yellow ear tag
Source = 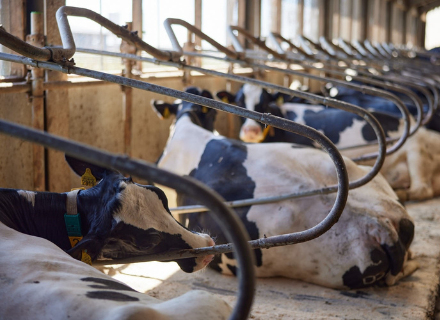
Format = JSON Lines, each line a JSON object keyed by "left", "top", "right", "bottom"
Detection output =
{"left": 163, "top": 107, "right": 170, "bottom": 119}
{"left": 221, "top": 97, "right": 229, "bottom": 103}
{"left": 276, "top": 96, "right": 284, "bottom": 107}
{"left": 81, "top": 250, "right": 92, "bottom": 265}
{"left": 81, "top": 168, "right": 97, "bottom": 187}
{"left": 202, "top": 106, "right": 208, "bottom": 113}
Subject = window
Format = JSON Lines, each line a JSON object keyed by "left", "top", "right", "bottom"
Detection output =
{"left": 425, "top": 7, "right": 440, "bottom": 49}
{"left": 66, "top": 0, "right": 132, "bottom": 71}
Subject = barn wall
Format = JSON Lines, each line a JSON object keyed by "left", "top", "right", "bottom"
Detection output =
{"left": 0, "top": 93, "right": 33, "bottom": 189}
{"left": 0, "top": 70, "right": 285, "bottom": 191}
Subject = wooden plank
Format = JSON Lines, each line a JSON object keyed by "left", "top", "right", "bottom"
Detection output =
{"left": 44, "top": 0, "right": 71, "bottom": 192}
{"left": 340, "top": 0, "right": 353, "bottom": 41}
{"left": 1, "top": 0, "right": 27, "bottom": 78}
{"left": 132, "top": 0, "right": 143, "bottom": 73}
{"left": 271, "top": 0, "right": 282, "bottom": 33}
{"left": 27, "top": 12, "right": 46, "bottom": 191}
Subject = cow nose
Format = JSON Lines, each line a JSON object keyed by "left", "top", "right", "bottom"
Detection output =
{"left": 398, "top": 218, "right": 414, "bottom": 250}
{"left": 243, "top": 125, "right": 262, "bottom": 136}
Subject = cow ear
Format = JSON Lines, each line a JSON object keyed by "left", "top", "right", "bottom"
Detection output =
{"left": 216, "top": 91, "right": 235, "bottom": 103}
{"left": 67, "top": 234, "right": 105, "bottom": 262}
{"left": 200, "top": 89, "right": 213, "bottom": 99}
{"left": 65, "top": 155, "right": 115, "bottom": 182}
{"left": 150, "top": 100, "right": 179, "bottom": 119}
{"left": 267, "top": 103, "right": 285, "bottom": 118}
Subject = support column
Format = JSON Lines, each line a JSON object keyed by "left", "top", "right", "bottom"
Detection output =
{"left": 26, "top": 12, "right": 45, "bottom": 191}
{"left": 44, "top": 0, "right": 71, "bottom": 192}
{"left": 132, "top": 0, "right": 143, "bottom": 73}
{"left": 120, "top": 22, "right": 136, "bottom": 157}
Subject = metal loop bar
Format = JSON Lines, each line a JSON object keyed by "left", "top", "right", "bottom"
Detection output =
{"left": 222, "top": 27, "right": 410, "bottom": 156}
{"left": 163, "top": 18, "right": 240, "bottom": 60}
{"left": 159, "top": 20, "right": 388, "bottom": 164}
{"left": 68, "top": 47, "right": 387, "bottom": 193}
{"left": 0, "top": 118, "right": 255, "bottom": 320}
{"left": 0, "top": 6, "right": 175, "bottom": 62}
{"left": 268, "top": 33, "right": 426, "bottom": 134}
{"left": 0, "top": 50, "right": 350, "bottom": 249}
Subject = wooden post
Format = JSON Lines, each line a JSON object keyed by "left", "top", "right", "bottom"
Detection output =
{"left": 271, "top": 0, "right": 282, "bottom": 33}
{"left": 1, "top": 0, "right": 27, "bottom": 77}
{"left": 44, "top": 0, "right": 71, "bottom": 192}
{"left": 132, "top": 0, "right": 143, "bottom": 73}
{"left": 340, "top": 0, "right": 352, "bottom": 41}
{"left": 352, "top": 0, "right": 365, "bottom": 42}
{"left": 26, "top": 12, "right": 45, "bottom": 191}
{"left": 303, "top": 0, "right": 325, "bottom": 42}
{"left": 120, "top": 22, "right": 136, "bottom": 157}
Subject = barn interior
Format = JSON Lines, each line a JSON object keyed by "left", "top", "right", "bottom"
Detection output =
{"left": 1, "top": 0, "right": 440, "bottom": 319}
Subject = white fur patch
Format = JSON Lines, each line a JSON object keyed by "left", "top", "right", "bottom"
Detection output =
{"left": 17, "top": 190, "right": 37, "bottom": 207}
{"left": 114, "top": 183, "right": 211, "bottom": 251}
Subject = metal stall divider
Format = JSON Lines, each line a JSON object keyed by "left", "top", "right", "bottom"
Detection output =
{"left": 0, "top": 113, "right": 255, "bottom": 320}
{"left": 27, "top": 10, "right": 389, "bottom": 205}
{"left": 0, "top": 8, "right": 352, "bottom": 320}
{"left": 299, "top": 36, "right": 439, "bottom": 124}
{"left": 226, "top": 25, "right": 423, "bottom": 139}
{"left": 162, "top": 20, "right": 404, "bottom": 160}
{"left": 275, "top": 34, "right": 439, "bottom": 128}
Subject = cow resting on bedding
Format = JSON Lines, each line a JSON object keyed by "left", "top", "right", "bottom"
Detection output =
{"left": 151, "top": 87, "right": 418, "bottom": 289}
{"left": 0, "top": 155, "right": 215, "bottom": 273}
{"left": 218, "top": 84, "right": 440, "bottom": 201}
{"left": 0, "top": 221, "right": 231, "bottom": 320}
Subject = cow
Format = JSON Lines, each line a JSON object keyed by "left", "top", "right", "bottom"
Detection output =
{"left": 323, "top": 83, "right": 440, "bottom": 133}
{"left": 0, "top": 221, "right": 231, "bottom": 320}
{"left": 218, "top": 84, "right": 440, "bottom": 201}
{"left": 151, "top": 87, "right": 418, "bottom": 290}
{"left": 216, "top": 83, "right": 405, "bottom": 147}
{"left": 0, "top": 155, "right": 215, "bottom": 273}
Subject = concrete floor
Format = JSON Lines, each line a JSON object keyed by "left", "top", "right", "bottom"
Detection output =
{"left": 101, "top": 197, "right": 440, "bottom": 320}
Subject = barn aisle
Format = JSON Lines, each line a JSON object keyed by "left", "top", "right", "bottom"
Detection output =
{"left": 106, "top": 197, "right": 440, "bottom": 320}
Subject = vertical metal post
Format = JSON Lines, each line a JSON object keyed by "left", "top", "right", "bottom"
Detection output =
{"left": 26, "top": 12, "right": 45, "bottom": 191}
{"left": 120, "top": 22, "right": 135, "bottom": 157}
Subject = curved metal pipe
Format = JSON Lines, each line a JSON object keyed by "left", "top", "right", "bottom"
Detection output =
{"left": 0, "top": 119, "right": 255, "bottom": 320}
{"left": 68, "top": 47, "right": 387, "bottom": 192}
{"left": 0, "top": 51, "right": 350, "bottom": 255}
{"left": 0, "top": 6, "right": 175, "bottom": 62}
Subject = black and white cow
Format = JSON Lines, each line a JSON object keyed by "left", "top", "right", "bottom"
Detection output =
{"left": 0, "top": 155, "right": 215, "bottom": 273}
{"left": 216, "top": 83, "right": 405, "bottom": 147}
{"left": 0, "top": 221, "right": 231, "bottom": 320}
{"left": 219, "top": 84, "right": 440, "bottom": 201}
{"left": 151, "top": 87, "right": 418, "bottom": 289}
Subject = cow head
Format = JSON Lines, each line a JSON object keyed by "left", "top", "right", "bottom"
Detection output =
{"left": 217, "top": 84, "right": 302, "bottom": 143}
{"left": 151, "top": 87, "right": 217, "bottom": 131}
{"left": 65, "top": 155, "right": 215, "bottom": 273}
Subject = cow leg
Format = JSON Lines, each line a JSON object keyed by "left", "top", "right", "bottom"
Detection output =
{"left": 406, "top": 144, "right": 435, "bottom": 201}
{"left": 385, "top": 259, "right": 419, "bottom": 286}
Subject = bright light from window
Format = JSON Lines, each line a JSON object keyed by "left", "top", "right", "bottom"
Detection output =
{"left": 65, "top": 0, "right": 132, "bottom": 71}
{"left": 425, "top": 7, "right": 440, "bottom": 49}
{"left": 142, "top": 0, "right": 194, "bottom": 50}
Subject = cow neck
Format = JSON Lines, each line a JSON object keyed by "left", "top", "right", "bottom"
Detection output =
{"left": 0, "top": 188, "right": 93, "bottom": 252}
{"left": 159, "top": 116, "right": 217, "bottom": 176}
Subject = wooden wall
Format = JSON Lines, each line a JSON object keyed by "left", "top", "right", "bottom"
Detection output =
{"left": 0, "top": 71, "right": 285, "bottom": 191}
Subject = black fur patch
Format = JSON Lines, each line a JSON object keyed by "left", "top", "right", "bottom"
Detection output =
{"left": 86, "top": 291, "right": 139, "bottom": 301}
{"left": 81, "top": 277, "right": 137, "bottom": 292}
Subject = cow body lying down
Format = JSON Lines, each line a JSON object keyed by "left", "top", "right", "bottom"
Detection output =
{"left": 152, "top": 88, "right": 418, "bottom": 289}
{"left": 0, "top": 156, "right": 215, "bottom": 272}
{"left": 219, "top": 84, "right": 440, "bottom": 201}
{"left": 0, "top": 222, "right": 231, "bottom": 320}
